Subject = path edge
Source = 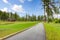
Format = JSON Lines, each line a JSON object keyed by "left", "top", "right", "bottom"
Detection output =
{"left": 0, "top": 23, "right": 39, "bottom": 40}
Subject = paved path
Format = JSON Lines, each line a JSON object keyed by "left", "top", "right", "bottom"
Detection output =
{"left": 5, "top": 23, "right": 45, "bottom": 40}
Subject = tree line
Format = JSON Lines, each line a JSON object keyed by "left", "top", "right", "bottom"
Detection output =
{"left": 0, "top": 10, "right": 20, "bottom": 21}
{"left": 0, "top": 10, "right": 44, "bottom": 21}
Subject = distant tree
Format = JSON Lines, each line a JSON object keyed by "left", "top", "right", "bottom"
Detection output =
{"left": 14, "top": 12, "right": 20, "bottom": 21}
{"left": 0, "top": 10, "right": 2, "bottom": 20}
{"left": 41, "top": 16, "right": 44, "bottom": 21}
{"left": 25, "top": 14, "right": 28, "bottom": 21}
{"left": 31, "top": 14, "right": 36, "bottom": 21}
{"left": 38, "top": 16, "right": 41, "bottom": 21}
{"left": 27, "top": 15, "right": 32, "bottom": 21}
{"left": 0, "top": 10, "right": 21, "bottom": 21}
{"left": 1, "top": 12, "right": 8, "bottom": 20}
{"left": 10, "top": 12, "right": 13, "bottom": 18}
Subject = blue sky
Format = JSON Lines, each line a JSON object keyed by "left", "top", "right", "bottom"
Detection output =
{"left": 0, "top": 0, "right": 44, "bottom": 17}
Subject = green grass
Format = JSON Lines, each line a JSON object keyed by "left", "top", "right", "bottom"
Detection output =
{"left": 44, "top": 23, "right": 60, "bottom": 40}
{"left": 0, "top": 22, "right": 38, "bottom": 38}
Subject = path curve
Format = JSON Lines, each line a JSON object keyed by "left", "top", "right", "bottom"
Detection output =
{"left": 5, "top": 23, "right": 45, "bottom": 40}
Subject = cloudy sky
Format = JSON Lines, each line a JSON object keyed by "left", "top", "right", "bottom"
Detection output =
{"left": 0, "top": 0, "right": 44, "bottom": 16}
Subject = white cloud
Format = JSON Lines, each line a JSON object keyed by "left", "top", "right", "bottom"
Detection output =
{"left": 19, "top": 0, "right": 25, "bottom": 3}
{"left": 19, "top": 0, "right": 32, "bottom": 3}
{"left": 53, "top": 14, "right": 60, "bottom": 18}
{"left": 1, "top": 8, "right": 8, "bottom": 12}
{"left": 12, "top": 4, "right": 25, "bottom": 13}
{"left": 3, "top": 0, "right": 8, "bottom": 3}
{"left": 28, "top": 0, "right": 32, "bottom": 2}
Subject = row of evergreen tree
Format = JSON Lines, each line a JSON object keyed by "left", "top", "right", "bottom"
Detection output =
{"left": 0, "top": 10, "right": 44, "bottom": 21}
{"left": 0, "top": 10, "right": 20, "bottom": 21}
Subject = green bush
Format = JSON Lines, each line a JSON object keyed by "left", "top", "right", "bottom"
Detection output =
{"left": 54, "top": 18, "right": 60, "bottom": 23}
{"left": 48, "top": 18, "right": 53, "bottom": 22}
{"left": 55, "top": 20, "right": 58, "bottom": 23}
{"left": 58, "top": 19, "right": 60, "bottom": 23}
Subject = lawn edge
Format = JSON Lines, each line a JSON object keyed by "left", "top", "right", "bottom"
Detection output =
{"left": 0, "top": 23, "right": 38, "bottom": 40}
{"left": 43, "top": 22, "right": 46, "bottom": 40}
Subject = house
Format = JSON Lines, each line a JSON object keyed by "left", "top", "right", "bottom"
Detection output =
{"left": 7, "top": 18, "right": 16, "bottom": 21}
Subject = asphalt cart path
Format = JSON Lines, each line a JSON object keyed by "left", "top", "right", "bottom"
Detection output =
{"left": 5, "top": 23, "right": 45, "bottom": 40}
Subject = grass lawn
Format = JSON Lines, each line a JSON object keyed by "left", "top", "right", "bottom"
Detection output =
{"left": 0, "top": 21, "right": 38, "bottom": 38}
{"left": 44, "top": 23, "right": 60, "bottom": 40}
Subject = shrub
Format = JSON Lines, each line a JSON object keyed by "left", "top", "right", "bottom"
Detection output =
{"left": 54, "top": 18, "right": 60, "bottom": 23}
{"left": 48, "top": 18, "right": 53, "bottom": 22}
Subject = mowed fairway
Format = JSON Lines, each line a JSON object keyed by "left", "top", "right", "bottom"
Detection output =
{"left": 0, "top": 22, "right": 38, "bottom": 38}
{"left": 44, "top": 23, "right": 60, "bottom": 40}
